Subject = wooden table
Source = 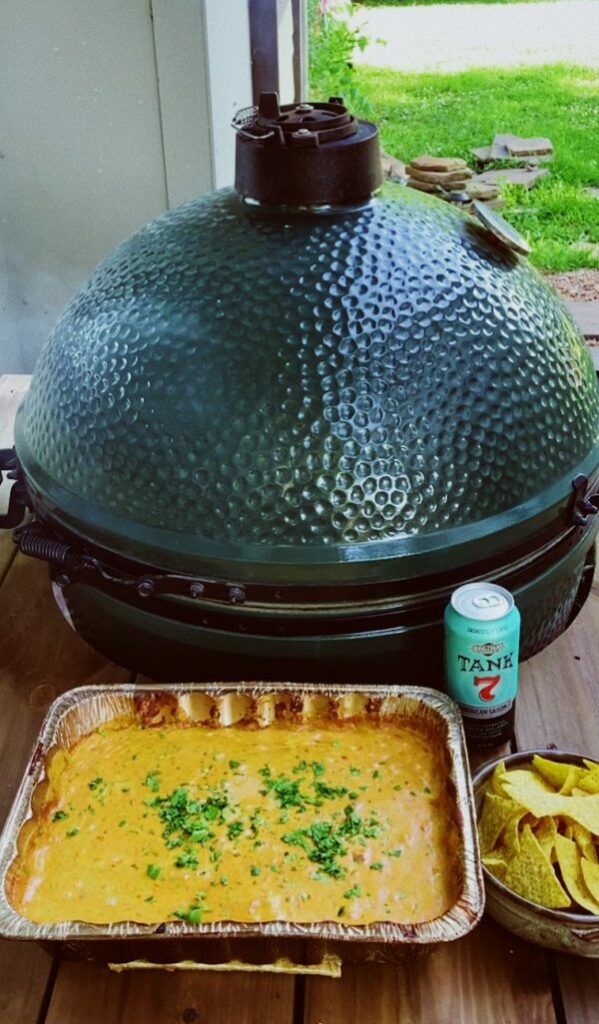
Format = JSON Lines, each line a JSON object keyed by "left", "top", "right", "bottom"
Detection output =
{"left": 1, "top": 372, "right": 599, "bottom": 1024}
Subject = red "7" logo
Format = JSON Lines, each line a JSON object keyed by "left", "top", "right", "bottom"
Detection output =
{"left": 474, "top": 675, "right": 501, "bottom": 702}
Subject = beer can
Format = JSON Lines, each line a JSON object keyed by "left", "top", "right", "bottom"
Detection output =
{"left": 444, "top": 582, "right": 521, "bottom": 749}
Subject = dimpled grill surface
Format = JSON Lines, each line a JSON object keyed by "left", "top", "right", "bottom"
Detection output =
{"left": 16, "top": 186, "right": 599, "bottom": 554}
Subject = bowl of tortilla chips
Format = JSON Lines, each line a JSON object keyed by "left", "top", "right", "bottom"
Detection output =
{"left": 473, "top": 750, "right": 599, "bottom": 956}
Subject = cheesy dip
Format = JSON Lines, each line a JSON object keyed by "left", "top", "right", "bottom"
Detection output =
{"left": 7, "top": 719, "right": 461, "bottom": 926}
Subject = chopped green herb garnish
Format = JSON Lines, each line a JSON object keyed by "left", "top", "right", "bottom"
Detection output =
{"left": 118, "top": 820, "right": 127, "bottom": 828}
{"left": 259, "top": 767, "right": 308, "bottom": 810}
{"left": 174, "top": 893, "right": 208, "bottom": 923}
{"left": 370, "top": 862, "right": 384, "bottom": 871}
{"left": 337, "top": 905, "right": 346, "bottom": 917}
{"left": 175, "top": 850, "right": 199, "bottom": 869}
{"left": 250, "top": 865, "right": 262, "bottom": 877}
{"left": 314, "top": 781, "right": 349, "bottom": 801}
{"left": 343, "top": 885, "right": 362, "bottom": 899}
{"left": 229, "top": 759, "right": 240, "bottom": 770}
{"left": 149, "top": 785, "right": 230, "bottom": 849}
{"left": 52, "top": 810, "right": 68, "bottom": 822}
{"left": 423, "top": 786, "right": 432, "bottom": 794}
{"left": 393, "top": 784, "right": 402, "bottom": 792}
{"left": 146, "top": 863, "right": 161, "bottom": 880}
{"left": 227, "top": 820, "right": 244, "bottom": 840}
{"left": 389, "top": 848, "right": 403, "bottom": 858}
{"left": 349, "top": 767, "right": 361, "bottom": 777}
{"left": 144, "top": 771, "right": 160, "bottom": 793}
{"left": 66, "top": 827, "right": 79, "bottom": 837}
{"left": 284, "top": 822, "right": 347, "bottom": 878}
{"left": 144, "top": 895, "right": 155, "bottom": 903}
{"left": 310, "top": 761, "right": 325, "bottom": 777}
{"left": 373, "top": 769, "right": 381, "bottom": 779}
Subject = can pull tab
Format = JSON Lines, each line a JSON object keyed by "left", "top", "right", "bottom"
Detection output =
{"left": 571, "top": 474, "right": 599, "bottom": 527}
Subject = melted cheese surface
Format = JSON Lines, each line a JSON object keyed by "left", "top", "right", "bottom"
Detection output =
{"left": 8, "top": 721, "right": 460, "bottom": 926}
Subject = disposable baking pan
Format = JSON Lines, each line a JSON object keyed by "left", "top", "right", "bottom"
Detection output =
{"left": 0, "top": 683, "right": 484, "bottom": 966}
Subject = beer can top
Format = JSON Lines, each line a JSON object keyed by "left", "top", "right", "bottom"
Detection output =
{"left": 450, "top": 582, "right": 514, "bottom": 621}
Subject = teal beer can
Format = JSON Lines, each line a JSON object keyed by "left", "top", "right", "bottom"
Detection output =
{"left": 444, "top": 583, "right": 521, "bottom": 749}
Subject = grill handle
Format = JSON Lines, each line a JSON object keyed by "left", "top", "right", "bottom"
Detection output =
{"left": 571, "top": 474, "right": 599, "bottom": 527}
{"left": 0, "top": 447, "right": 28, "bottom": 528}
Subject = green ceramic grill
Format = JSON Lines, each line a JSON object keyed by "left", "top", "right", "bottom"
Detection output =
{"left": 2, "top": 95, "right": 599, "bottom": 682}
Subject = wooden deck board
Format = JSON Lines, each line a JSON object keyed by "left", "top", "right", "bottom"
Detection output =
{"left": 515, "top": 566, "right": 599, "bottom": 1024}
{"left": 44, "top": 961, "right": 295, "bottom": 1024}
{"left": 304, "top": 918, "right": 556, "bottom": 1024}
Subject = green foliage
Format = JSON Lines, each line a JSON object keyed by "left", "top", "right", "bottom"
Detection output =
{"left": 346, "top": 63, "right": 599, "bottom": 271}
{"left": 308, "top": 0, "right": 372, "bottom": 113}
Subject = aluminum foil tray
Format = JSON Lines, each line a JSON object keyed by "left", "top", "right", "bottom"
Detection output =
{"left": 0, "top": 683, "right": 484, "bottom": 965}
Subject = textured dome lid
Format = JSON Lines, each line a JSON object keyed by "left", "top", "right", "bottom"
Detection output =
{"left": 15, "top": 184, "right": 599, "bottom": 583}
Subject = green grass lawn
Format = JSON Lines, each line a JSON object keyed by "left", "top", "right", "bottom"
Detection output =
{"left": 353, "top": 63, "right": 599, "bottom": 271}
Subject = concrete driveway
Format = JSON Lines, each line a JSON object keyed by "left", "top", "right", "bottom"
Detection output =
{"left": 352, "top": 1, "right": 599, "bottom": 72}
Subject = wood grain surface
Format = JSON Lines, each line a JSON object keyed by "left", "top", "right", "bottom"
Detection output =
{"left": 516, "top": 571, "right": 599, "bottom": 1024}
{"left": 304, "top": 917, "right": 557, "bottom": 1024}
{"left": 44, "top": 961, "right": 295, "bottom": 1024}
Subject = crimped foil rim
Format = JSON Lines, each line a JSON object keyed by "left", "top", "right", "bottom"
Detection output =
{"left": 0, "top": 682, "right": 484, "bottom": 945}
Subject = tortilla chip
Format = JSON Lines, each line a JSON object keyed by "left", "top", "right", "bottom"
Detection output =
{"left": 564, "top": 821, "right": 599, "bottom": 864}
{"left": 581, "top": 859, "right": 599, "bottom": 904}
{"left": 577, "top": 769, "right": 599, "bottom": 795}
{"left": 505, "top": 825, "right": 570, "bottom": 909}
{"left": 503, "top": 772, "right": 599, "bottom": 834}
{"left": 532, "top": 755, "right": 572, "bottom": 791}
{"left": 482, "top": 854, "right": 508, "bottom": 882}
{"left": 502, "top": 806, "right": 530, "bottom": 857}
{"left": 489, "top": 761, "right": 508, "bottom": 796}
{"left": 555, "top": 835, "right": 599, "bottom": 914}
{"left": 533, "top": 816, "right": 558, "bottom": 860}
{"left": 478, "top": 792, "right": 515, "bottom": 854}
{"left": 559, "top": 767, "right": 586, "bottom": 795}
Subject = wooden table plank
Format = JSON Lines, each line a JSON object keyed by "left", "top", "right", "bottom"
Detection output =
{"left": 304, "top": 918, "right": 556, "bottom": 1024}
{"left": 516, "top": 575, "right": 599, "bottom": 758}
{"left": 515, "top": 566, "right": 599, "bottom": 1024}
{"left": 0, "top": 556, "right": 127, "bottom": 1024}
{"left": 0, "top": 554, "right": 133, "bottom": 1024}
{"left": 44, "top": 961, "right": 295, "bottom": 1024}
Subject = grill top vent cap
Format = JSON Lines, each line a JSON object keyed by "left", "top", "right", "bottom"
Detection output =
{"left": 233, "top": 93, "right": 382, "bottom": 206}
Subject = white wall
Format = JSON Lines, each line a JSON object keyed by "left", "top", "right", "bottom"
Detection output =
{"left": 0, "top": 0, "right": 252, "bottom": 373}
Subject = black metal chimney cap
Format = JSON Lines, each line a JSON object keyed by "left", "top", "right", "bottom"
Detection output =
{"left": 233, "top": 93, "right": 382, "bottom": 205}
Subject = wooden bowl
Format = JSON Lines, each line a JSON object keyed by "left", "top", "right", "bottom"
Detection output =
{"left": 472, "top": 750, "right": 599, "bottom": 957}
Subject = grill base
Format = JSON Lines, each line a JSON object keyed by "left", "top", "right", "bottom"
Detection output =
{"left": 57, "top": 534, "right": 597, "bottom": 684}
